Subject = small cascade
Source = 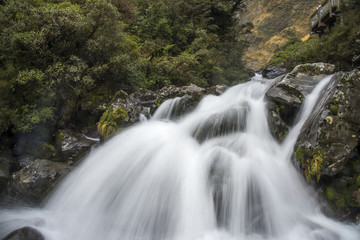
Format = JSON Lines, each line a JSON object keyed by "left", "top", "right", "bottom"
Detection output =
{"left": 0, "top": 74, "right": 359, "bottom": 240}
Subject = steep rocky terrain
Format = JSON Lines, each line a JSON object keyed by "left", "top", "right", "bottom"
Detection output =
{"left": 238, "top": 0, "right": 314, "bottom": 69}
{"left": 266, "top": 63, "right": 360, "bottom": 221}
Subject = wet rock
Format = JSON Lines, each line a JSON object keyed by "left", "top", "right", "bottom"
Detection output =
{"left": 206, "top": 85, "right": 228, "bottom": 96}
{"left": 157, "top": 84, "right": 206, "bottom": 100}
{"left": 266, "top": 63, "right": 336, "bottom": 142}
{"left": 7, "top": 159, "right": 72, "bottom": 203}
{"left": 262, "top": 65, "right": 288, "bottom": 79}
{"left": 267, "top": 102, "right": 289, "bottom": 142}
{"left": 56, "top": 129, "right": 97, "bottom": 162}
{"left": 97, "top": 84, "right": 209, "bottom": 139}
{"left": 3, "top": 227, "right": 44, "bottom": 240}
{"left": 294, "top": 69, "right": 360, "bottom": 221}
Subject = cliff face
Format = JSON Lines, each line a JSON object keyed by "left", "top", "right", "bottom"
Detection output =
{"left": 238, "top": 0, "right": 315, "bottom": 69}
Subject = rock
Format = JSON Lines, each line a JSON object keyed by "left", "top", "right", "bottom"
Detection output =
{"left": 7, "top": 159, "right": 72, "bottom": 203}
{"left": 3, "top": 227, "right": 44, "bottom": 240}
{"left": 289, "top": 62, "right": 335, "bottom": 77}
{"left": 294, "top": 69, "right": 360, "bottom": 221}
{"left": 56, "top": 129, "right": 97, "bottom": 162}
{"left": 353, "top": 55, "right": 360, "bottom": 68}
{"left": 97, "top": 83, "right": 209, "bottom": 139}
{"left": 157, "top": 84, "right": 206, "bottom": 100}
{"left": 206, "top": 85, "right": 228, "bottom": 96}
{"left": 262, "top": 65, "right": 288, "bottom": 79}
{"left": 265, "top": 63, "right": 336, "bottom": 142}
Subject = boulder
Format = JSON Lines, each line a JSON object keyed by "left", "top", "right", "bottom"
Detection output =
{"left": 3, "top": 227, "right": 44, "bottom": 240}
{"left": 294, "top": 69, "right": 360, "bottom": 221}
{"left": 97, "top": 84, "right": 208, "bottom": 139}
{"left": 7, "top": 159, "right": 72, "bottom": 204}
{"left": 266, "top": 63, "right": 336, "bottom": 142}
{"left": 262, "top": 65, "right": 288, "bottom": 79}
{"left": 56, "top": 129, "right": 97, "bottom": 162}
{"left": 206, "top": 85, "right": 228, "bottom": 96}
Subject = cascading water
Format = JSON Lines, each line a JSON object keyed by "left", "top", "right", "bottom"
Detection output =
{"left": 1, "top": 75, "right": 359, "bottom": 240}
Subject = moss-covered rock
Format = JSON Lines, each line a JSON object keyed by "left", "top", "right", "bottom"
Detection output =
{"left": 97, "top": 107, "right": 128, "bottom": 140}
{"left": 294, "top": 69, "right": 360, "bottom": 221}
{"left": 288, "top": 63, "right": 335, "bottom": 77}
{"left": 295, "top": 147, "right": 324, "bottom": 183}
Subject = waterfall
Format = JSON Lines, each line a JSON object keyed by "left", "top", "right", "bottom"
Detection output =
{"left": 1, "top": 75, "right": 359, "bottom": 240}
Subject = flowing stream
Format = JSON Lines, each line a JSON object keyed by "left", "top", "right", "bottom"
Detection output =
{"left": 1, "top": 75, "right": 360, "bottom": 240}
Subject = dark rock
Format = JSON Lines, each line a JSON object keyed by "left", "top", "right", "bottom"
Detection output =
{"left": 7, "top": 159, "right": 72, "bottom": 203}
{"left": 353, "top": 55, "right": 360, "bottom": 68}
{"left": 266, "top": 63, "right": 336, "bottom": 142}
{"left": 16, "top": 156, "right": 35, "bottom": 169}
{"left": 97, "top": 83, "right": 209, "bottom": 139}
{"left": 206, "top": 85, "right": 228, "bottom": 96}
{"left": 3, "top": 227, "right": 44, "bottom": 240}
{"left": 294, "top": 69, "right": 360, "bottom": 221}
{"left": 266, "top": 102, "right": 289, "bottom": 142}
{"left": 262, "top": 65, "right": 288, "bottom": 79}
{"left": 157, "top": 84, "right": 206, "bottom": 100}
{"left": 56, "top": 129, "right": 97, "bottom": 162}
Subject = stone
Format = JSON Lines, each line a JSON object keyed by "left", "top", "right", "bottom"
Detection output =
{"left": 7, "top": 159, "right": 72, "bottom": 203}
{"left": 56, "top": 129, "right": 97, "bottom": 162}
{"left": 289, "top": 63, "right": 335, "bottom": 77}
{"left": 262, "top": 65, "right": 288, "bottom": 79}
{"left": 97, "top": 83, "right": 210, "bottom": 139}
{"left": 3, "top": 227, "right": 44, "bottom": 240}
{"left": 293, "top": 69, "right": 360, "bottom": 221}
{"left": 206, "top": 85, "right": 228, "bottom": 96}
{"left": 265, "top": 63, "right": 336, "bottom": 142}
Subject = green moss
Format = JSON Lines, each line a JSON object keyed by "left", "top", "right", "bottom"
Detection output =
{"left": 326, "top": 187, "right": 337, "bottom": 200}
{"left": 156, "top": 98, "right": 164, "bottom": 107}
{"left": 275, "top": 104, "right": 280, "bottom": 115}
{"left": 335, "top": 197, "right": 346, "bottom": 208}
{"left": 356, "top": 175, "right": 360, "bottom": 187}
{"left": 330, "top": 105, "right": 339, "bottom": 115}
{"left": 97, "top": 107, "right": 128, "bottom": 139}
{"left": 296, "top": 147, "right": 324, "bottom": 183}
{"left": 113, "top": 90, "right": 128, "bottom": 100}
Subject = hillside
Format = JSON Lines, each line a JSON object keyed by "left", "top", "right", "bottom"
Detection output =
{"left": 237, "top": 0, "right": 314, "bottom": 69}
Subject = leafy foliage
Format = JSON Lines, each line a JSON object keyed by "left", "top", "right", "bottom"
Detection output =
{"left": 0, "top": 0, "right": 249, "bottom": 135}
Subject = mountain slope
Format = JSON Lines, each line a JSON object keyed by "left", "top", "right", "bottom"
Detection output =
{"left": 238, "top": 0, "right": 315, "bottom": 69}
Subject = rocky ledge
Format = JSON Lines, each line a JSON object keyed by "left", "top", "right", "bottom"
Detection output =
{"left": 265, "top": 62, "right": 360, "bottom": 221}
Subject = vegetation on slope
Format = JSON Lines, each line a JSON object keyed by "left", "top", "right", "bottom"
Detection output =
{"left": 269, "top": 0, "right": 360, "bottom": 70}
{"left": 0, "top": 0, "right": 249, "bottom": 135}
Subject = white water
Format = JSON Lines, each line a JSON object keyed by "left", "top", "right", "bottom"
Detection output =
{"left": 1, "top": 75, "right": 359, "bottom": 240}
